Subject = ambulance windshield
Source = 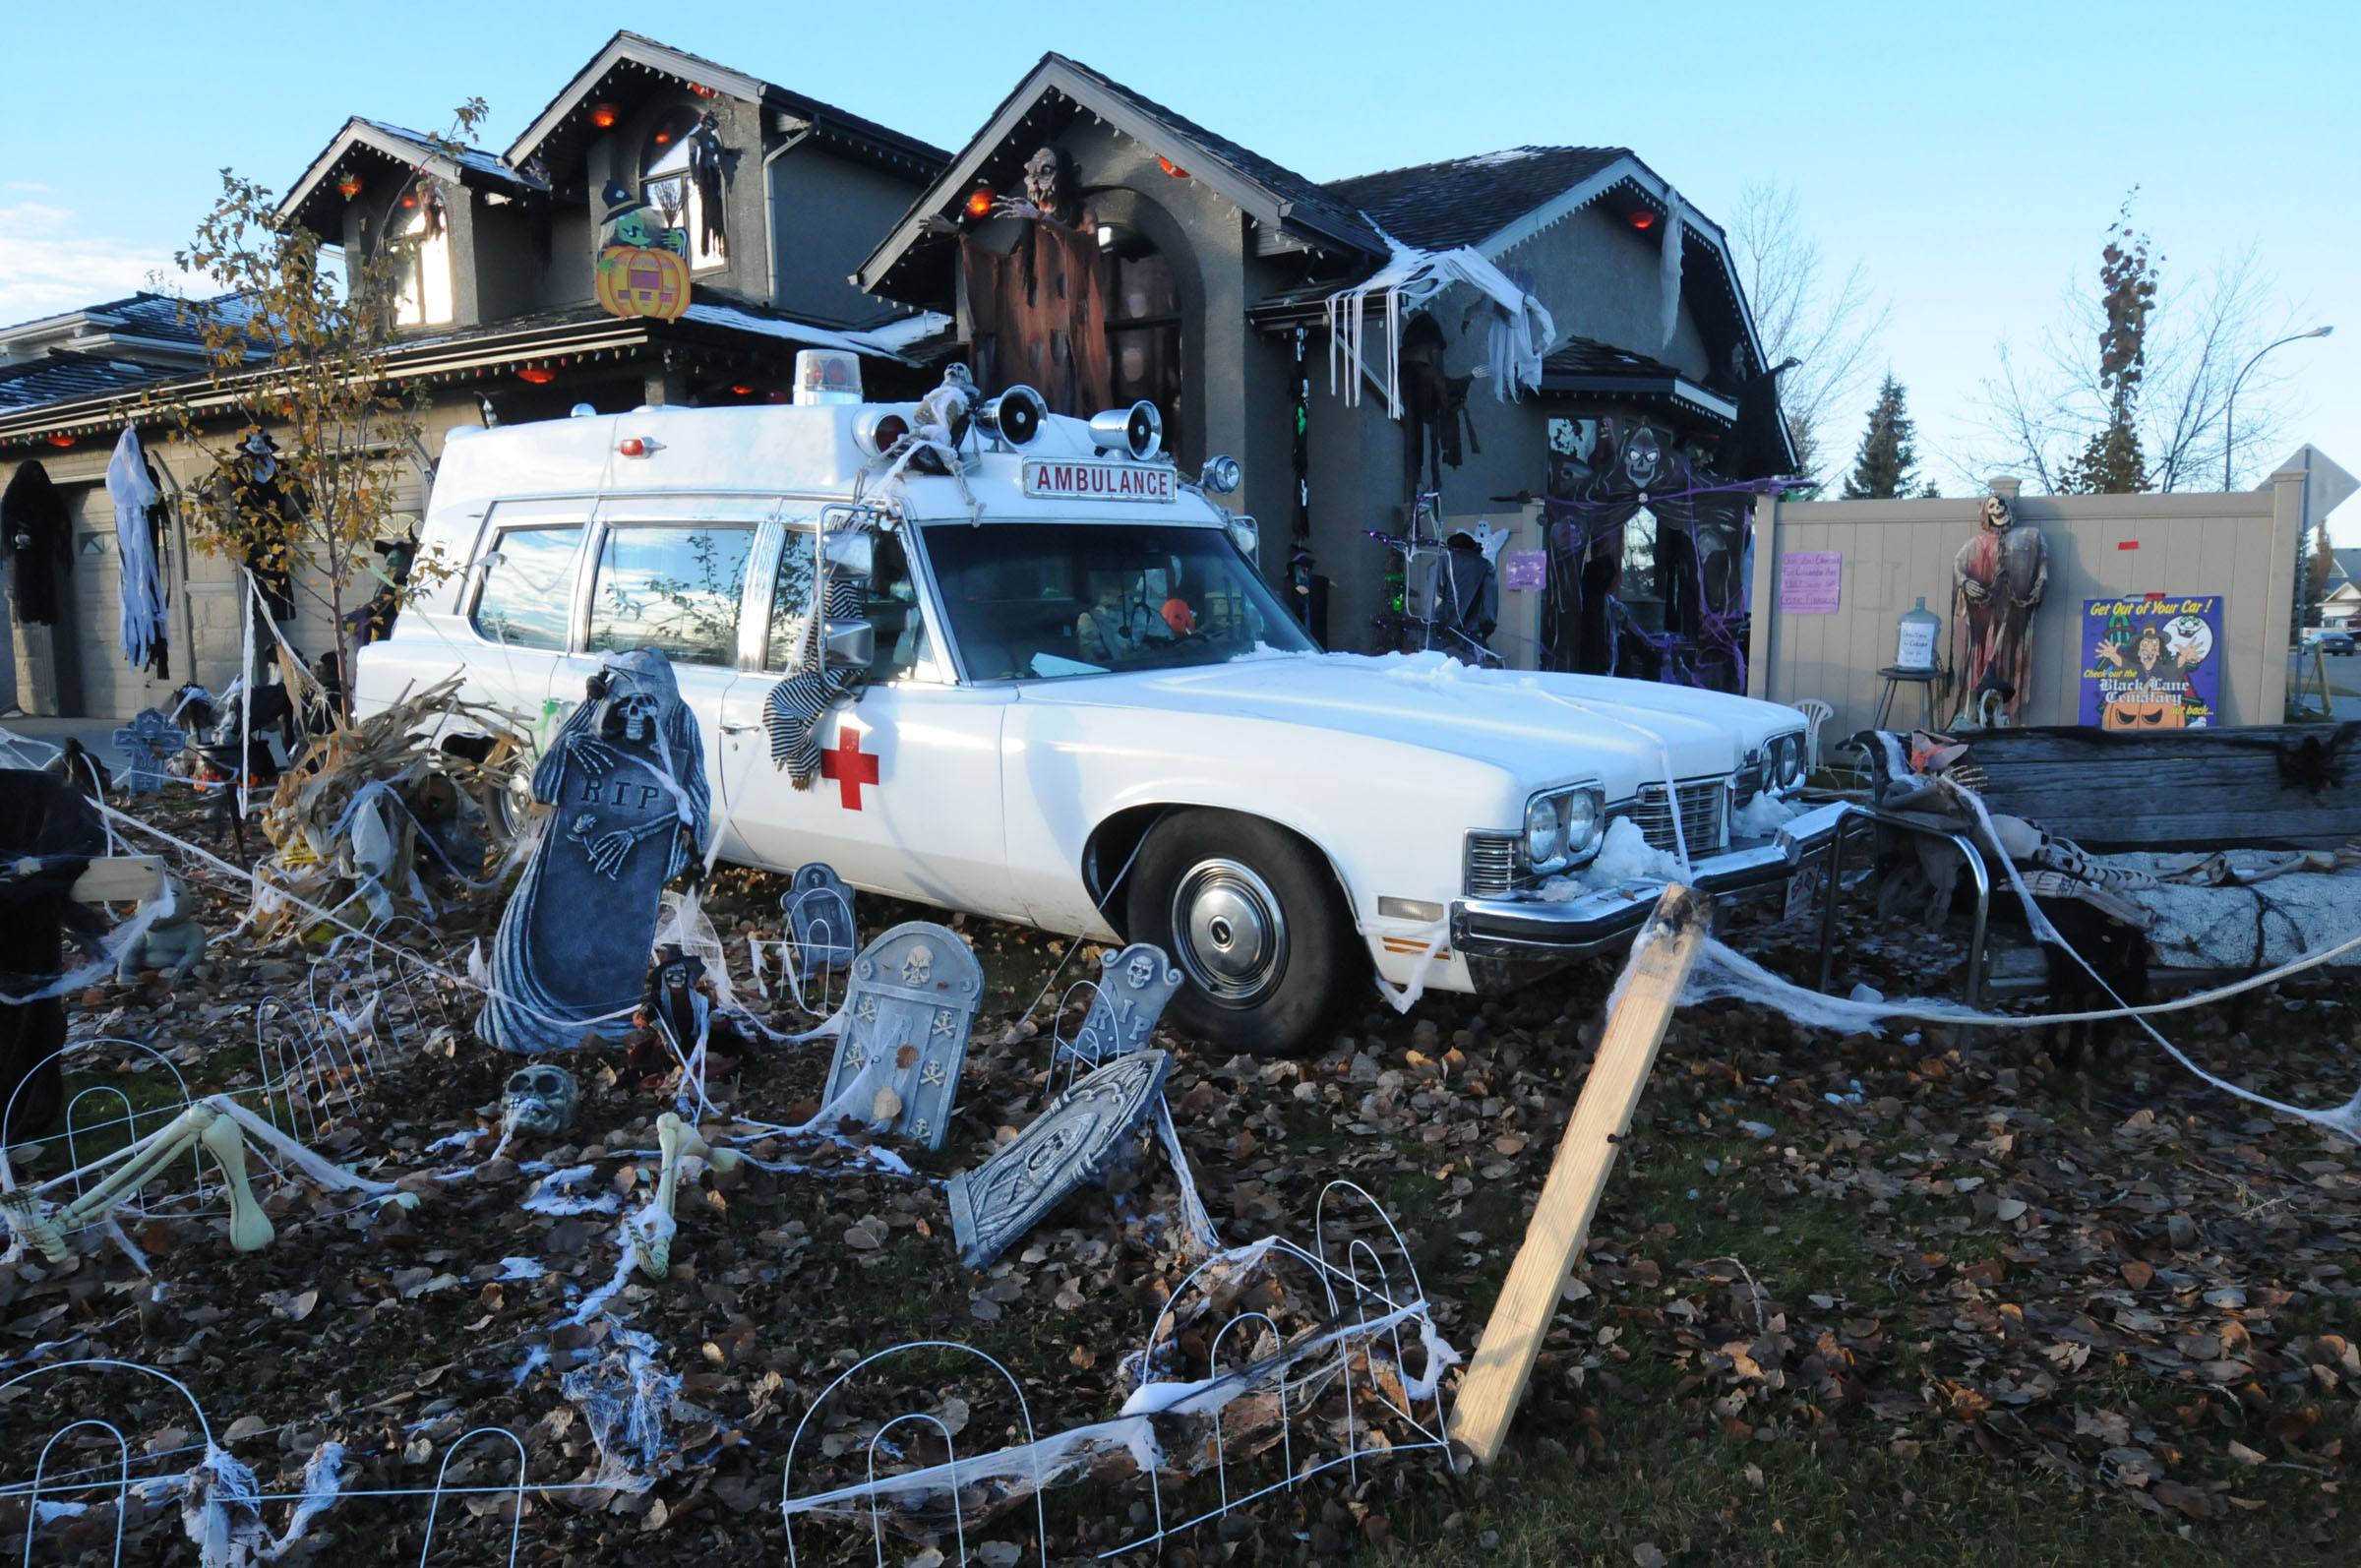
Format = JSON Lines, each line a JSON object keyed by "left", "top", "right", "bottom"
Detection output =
{"left": 919, "top": 520, "right": 1316, "bottom": 682}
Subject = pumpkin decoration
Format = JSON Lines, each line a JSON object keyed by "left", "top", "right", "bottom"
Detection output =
{"left": 596, "top": 242, "right": 693, "bottom": 322}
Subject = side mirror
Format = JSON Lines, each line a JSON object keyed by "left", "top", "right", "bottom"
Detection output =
{"left": 822, "top": 619, "right": 876, "bottom": 668}
{"left": 1226, "top": 514, "right": 1260, "bottom": 563}
{"left": 821, "top": 528, "right": 875, "bottom": 579}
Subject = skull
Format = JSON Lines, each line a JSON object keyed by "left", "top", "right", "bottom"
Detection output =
{"left": 1621, "top": 425, "right": 1664, "bottom": 491}
{"left": 1981, "top": 494, "right": 2015, "bottom": 532}
{"left": 502, "top": 1065, "right": 579, "bottom": 1138}
{"left": 1124, "top": 949, "right": 1160, "bottom": 991}
{"left": 1022, "top": 145, "right": 1068, "bottom": 215}
{"left": 609, "top": 686, "right": 661, "bottom": 744}
{"left": 901, "top": 942, "right": 935, "bottom": 988}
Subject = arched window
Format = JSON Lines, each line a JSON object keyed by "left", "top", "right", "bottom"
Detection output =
{"left": 642, "top": 109, "right": 724, "bottom": 271}
{"left": 1101, "top": 224, "right": 1183, "bottom": 460}
{"left": 389, "top": 181, "right": 453, "bottom": 327}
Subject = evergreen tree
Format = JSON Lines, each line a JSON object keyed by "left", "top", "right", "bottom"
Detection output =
{"left": 2059, "top": 197, "right": 2157, "bottom": 494}
{"left": 1841, "top": 373, "right": 1921, "bottom": 499}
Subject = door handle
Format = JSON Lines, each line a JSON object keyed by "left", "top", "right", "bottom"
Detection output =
{"left": 720, "top": 721, "right": 758, "bottom": 735}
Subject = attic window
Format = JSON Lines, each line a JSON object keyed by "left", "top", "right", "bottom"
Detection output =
{"left": 643, "top": 109, "right": 724, "bottom": 272}
{"left": 389, "top": 184, "right": 454, "bottom": 328}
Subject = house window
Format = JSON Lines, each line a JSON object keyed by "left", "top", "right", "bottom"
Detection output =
{"left": 642, "top": 110, "right": 725, "bottom": 271}
{"left": 1102, "top": 227, "right": 1183, "bottom": 460}
{"left": 389, "top": 184, "right": 454, "bottom": 328}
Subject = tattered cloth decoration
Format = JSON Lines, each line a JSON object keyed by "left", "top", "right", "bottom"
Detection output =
{"left": 107, "top": 427, "right": 171, "bottom": 675}
{"left": 1658, "top": 188, "right": 1685, "bottom": 352}
{"left": 1, "top": 459, "right": 71, "bottom": 626}
{"left": 688, "top": 110, "right": 728, "bottom": 259}
{"left": 761, "top": 533, "right": 866, "bottom": 787}
{"left": 1324, "top": 229, "right": 1555, "bottom": 417}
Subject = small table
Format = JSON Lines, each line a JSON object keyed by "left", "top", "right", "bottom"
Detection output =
{"left": 1872, "top": 665, "right": 1944, "bottom": 731}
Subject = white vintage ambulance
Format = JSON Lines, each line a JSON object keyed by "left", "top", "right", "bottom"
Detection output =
{"left": 357, "top": 376, "right": 1843, "bottom": 1055}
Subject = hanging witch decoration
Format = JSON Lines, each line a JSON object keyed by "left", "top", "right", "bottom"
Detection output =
{"left": 480, "top": 650, "right": 710, "bottom": 1054}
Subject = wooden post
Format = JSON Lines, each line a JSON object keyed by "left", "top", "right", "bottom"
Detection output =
{"left": 1450, "top": 884, "right": 1710, "bottom": 1465}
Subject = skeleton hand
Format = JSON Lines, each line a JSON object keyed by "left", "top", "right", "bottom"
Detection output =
{"left": 1960, "top": 578, "right": 1988, "bottom": 604}
{"left": 586, "top": 819, "right": 667, "bottom": 878}
{"left": 569, "top": 736, "right": 621, "bottom": 779}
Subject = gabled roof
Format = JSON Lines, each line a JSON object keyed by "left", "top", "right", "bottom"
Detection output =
{"left": 0, "top": 290, "right": 251, "bottom": 352}
{"left": 1323, "top": 147, "right": 1629, "bottom": 252}
{"left": 504, "top": 30, "right": 946, "bottom": 180}
{"left": 279, "top": 117, "right": 545, "bottom": 231}
{"left": 2331, "top": 547, "right": 2361, "bottom": 587}
{"left": 859, "top": 53, "right": 1385, "bottom": 299}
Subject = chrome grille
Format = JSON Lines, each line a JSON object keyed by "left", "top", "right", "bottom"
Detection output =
{"left": 1465, "top": 832, "right": 1520, "bottom": 896}
{"left": 1628, "top": 777, "right": 1729, "bottom": 856}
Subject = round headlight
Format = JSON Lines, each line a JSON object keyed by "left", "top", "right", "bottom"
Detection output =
{"left": 1562, "top": 789, "right": 1601, "bottom": 850}
{"left": 1776, "top": 733, "right": 1805, "bottom": 787}
{"left": 1524, "top": 794, "right": 1569, "bottom": 870}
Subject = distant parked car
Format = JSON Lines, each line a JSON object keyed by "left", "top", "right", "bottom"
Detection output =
{"left": 2307, "top": 629, "right": 2358, "bottom": 655}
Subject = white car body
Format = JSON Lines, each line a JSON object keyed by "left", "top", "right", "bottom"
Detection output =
{"left": 357, "top": 398, "right": 1843, "bottom": 1032}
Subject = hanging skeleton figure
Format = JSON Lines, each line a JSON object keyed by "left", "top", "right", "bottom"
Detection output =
{"left": 688, "top": 110, "right": 729, "bottom": 259}
{"left": 1950, "top": 493, "right": 2047, "bottom": 725}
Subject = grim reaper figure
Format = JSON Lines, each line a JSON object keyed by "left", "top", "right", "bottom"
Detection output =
{"left": 1949, "top": 493, "right": 2048, "bottom": 724}
{"left": 480, "top": 650, "right": 711, "bottom": 1054}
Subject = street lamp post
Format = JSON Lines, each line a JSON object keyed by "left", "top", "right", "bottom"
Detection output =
{"left": 2225, "top": 325, "right": 2333, "bottom": 491}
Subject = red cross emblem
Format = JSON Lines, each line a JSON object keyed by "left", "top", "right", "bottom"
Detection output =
{"left": 818, "top": 726, "right": 879, "bottom": 810}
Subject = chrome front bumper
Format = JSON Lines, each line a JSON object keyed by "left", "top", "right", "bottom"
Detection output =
{"left": 1449, "top": 801, "right": 1849, "bottom": 985}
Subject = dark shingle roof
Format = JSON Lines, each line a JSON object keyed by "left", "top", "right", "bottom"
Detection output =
{"left": 1544, "top": 335, "right": 1685, "bottom": 382}
{"left": 0, "top": 352, "right": 169, "bottom": 409}
{"left": 1322, "top": 146, "right": 1629, "bottom": 251}
{"left": 358, "top": 119, "right": 547, "bottom": 189}
{"left": 1045, "top": 55, "right": 1380, "bottom": 252}
{"left": 2331, "top": 547, "right": 2361, "bottom": 586}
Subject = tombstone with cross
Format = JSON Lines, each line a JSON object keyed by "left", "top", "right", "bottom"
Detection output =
{"left": 110, "top": 709, "right": 184, "bottom": 796}
{"left": 783, "top": 862, "right": 856, "bottom": 980}
{"left": 819, "top": 921, "right": 982, "bottom": 1150}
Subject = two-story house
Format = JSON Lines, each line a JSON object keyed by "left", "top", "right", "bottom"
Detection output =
{"left": 0, "top": 31, "right": 947, "bottom": 720}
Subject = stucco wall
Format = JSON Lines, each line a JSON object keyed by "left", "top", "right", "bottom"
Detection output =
{"left": 1746, "top": 475, "right": 2308, "bottom": 738}
{"left": 768, "top": 146, "right": 928, "bottom": 329}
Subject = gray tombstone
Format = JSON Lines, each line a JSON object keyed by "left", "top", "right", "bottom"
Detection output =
{"left": 480, "top": 651, "right": 710, "bottom": 1055}
{"left": 111, "top": 709, "right": 184, "bottom": 795}
{"left": 820, "top": 921, "right": 983, "bottom": 1150}
{"left": 1064, "top": 940, "right": 1183, "bottom": 1071}
{"left": 784, "top": 862, "right": 856, "bottom": 979}
{"left": 947, "top": 1049, "right": 1173, "bottom": 1268}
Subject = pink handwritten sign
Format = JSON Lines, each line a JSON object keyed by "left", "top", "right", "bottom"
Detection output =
{"left": 1779, "top": 551, "right": 1842, "bottom": 614}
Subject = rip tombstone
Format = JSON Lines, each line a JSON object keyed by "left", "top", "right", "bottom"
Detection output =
{"left": 480, "top": 651, "right": 710, "bottom": 1055}
{"left": 948, "top": 1049, "right": 1173, "bottom": 1268}
{"left": 1064, "top": 940, "right": 1182, "bottom": 1071}
{"left": 820, "top": 922, "right": 983, "bottom": 1150}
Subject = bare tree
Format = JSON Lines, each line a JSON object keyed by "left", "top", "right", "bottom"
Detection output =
{"left": 1727, "top": 182, "right": 1890, "bottom": 485}
{"left": 1964, "top": 233, "right": 2311, "bottom": 494}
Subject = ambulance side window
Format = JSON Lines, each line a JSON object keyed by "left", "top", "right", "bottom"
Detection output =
{"left": 586, "top": 523, "right": 757, "bottom": 665}
{"left": 470, "top": 524, "right": 583, "bottom": 650}
{"left": 764, "top": 528, "right": 934, "bottom": 683}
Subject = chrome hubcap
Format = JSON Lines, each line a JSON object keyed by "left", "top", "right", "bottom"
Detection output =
{"left": 1171, "top": 859, "right": 1288, "bottom": 1006}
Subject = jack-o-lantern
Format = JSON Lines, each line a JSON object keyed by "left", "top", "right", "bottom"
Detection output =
{"left": 596, "top": 243, "right": 693, "bottom": 322}
{"left": 2102, "top": 695, "right": 2188, "bottom": 731}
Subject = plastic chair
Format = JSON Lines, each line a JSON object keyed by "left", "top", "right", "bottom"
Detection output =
{"left": 1789, "top": 698, "right": 1835, "bottom": 771}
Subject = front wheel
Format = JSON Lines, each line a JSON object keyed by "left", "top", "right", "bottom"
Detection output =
{"left": 1124, "top": 810, "right": 1360, "bottom": 1057}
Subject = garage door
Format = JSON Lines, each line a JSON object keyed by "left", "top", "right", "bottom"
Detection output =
{"left": 61, "top": 483, "right": 176, "bottom": 720}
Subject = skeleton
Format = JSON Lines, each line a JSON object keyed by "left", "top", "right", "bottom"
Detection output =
{"left": 555, "top": 667, "right": 691, "bottom": 880}
{"left": 501, "top": 1064, "right": 579, "bottom": 1140}
{"left": 629, "top": 1113, "right": 742, "bottom": 1278}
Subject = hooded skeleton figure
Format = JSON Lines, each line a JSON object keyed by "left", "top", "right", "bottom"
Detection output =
{"left": 1950, "top": 494, "right": 2047, "bottom": 725}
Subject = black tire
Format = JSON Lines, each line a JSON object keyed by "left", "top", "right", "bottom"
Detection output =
{"left": 1124, "top": 809, "right": 1359, "bottom": 1057}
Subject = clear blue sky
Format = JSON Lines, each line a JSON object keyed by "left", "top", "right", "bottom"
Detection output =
{"left": 7, "top": 1, "right": 2355, "bottom": 532}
